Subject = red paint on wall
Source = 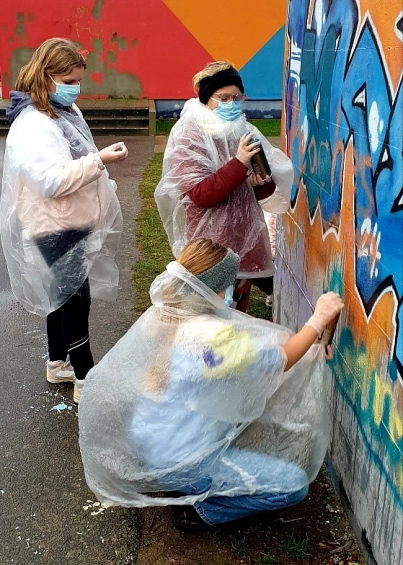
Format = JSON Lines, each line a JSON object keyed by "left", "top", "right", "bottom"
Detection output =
{"left": 0, "top": 0, "right": 213, "bottom": 98}
{"left": 90, "top": 72, "right": 103, "bottom": 85}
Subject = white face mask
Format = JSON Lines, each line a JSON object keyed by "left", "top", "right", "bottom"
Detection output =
{"left": 223, "top": 284, "right": 235, "bottom": 307}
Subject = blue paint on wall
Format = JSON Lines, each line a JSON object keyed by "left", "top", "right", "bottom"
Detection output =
{"left": 285, "top": 0, "right": 403, "bottom": 373}
{"left": 240, "top": 26, "right": 286, "bottom": 100}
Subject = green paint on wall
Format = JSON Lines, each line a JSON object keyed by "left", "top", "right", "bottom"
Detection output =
{"left": 9, "top": 47, "right": 35, "bottom": 88}
{"left": 326, "top": 265, "right": 343, "bottom": 296}
{"left": 81, "top": 52, "right": 143, "bottom": 98}
{"left": 93, "top": 38, "right": 103, "bottom": 52}
{"left": 111, "top": 34, "right": 128, "bottom": 51}
{"left": 107, "top": 50, "right": 117, "bottom": 63}
{"left": 27, "top": 13, "right": 34, "bottom": 22}
{"left": 91, "top": 0, "right": 105, "bottom": 21}
{"left": 15, "top": 14, "right": 26, "bottom": 38}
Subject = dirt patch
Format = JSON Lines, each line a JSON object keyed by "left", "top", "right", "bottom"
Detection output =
{"left": 135, "top": 467, "right": 364, "bottom": 565}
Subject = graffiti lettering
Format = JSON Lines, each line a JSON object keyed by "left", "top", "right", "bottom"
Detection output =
{"left": 358, "top": 218, "right": 381, "bottom": 278}
{"left": 285, "top": 0, "right": 403, "bottom": 526}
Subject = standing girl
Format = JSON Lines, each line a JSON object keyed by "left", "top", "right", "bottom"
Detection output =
{"left": 1, "top": 38, "right": 128, "bottom": 402}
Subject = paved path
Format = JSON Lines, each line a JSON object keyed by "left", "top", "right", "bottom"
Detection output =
{"left": 0, "top": 131, "right": 282, "bottom": 564}
{"left": 0, "top": 136, "right": 154, "bottom": 565}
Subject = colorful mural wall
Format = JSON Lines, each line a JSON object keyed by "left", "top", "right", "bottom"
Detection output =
{"left": 0, "top": 0, "right": 287, "bottom": 101}
{"left": 278, "top": 1, "right": 403, "bottom": 564}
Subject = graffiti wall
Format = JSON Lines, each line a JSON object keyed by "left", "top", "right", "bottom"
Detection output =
{"left": 0, "top": 0, "right": 287, "bottom": 101}
{"left": 278, "top": 1, "right": 403, "bottom": 564}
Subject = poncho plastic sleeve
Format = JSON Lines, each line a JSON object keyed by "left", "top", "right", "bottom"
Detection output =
{"left": 17, "top": 110, "right": 103, "bottom": 198}
{"left": 256, "top": 133, "right": 294, "bottom": 214}
{"left": 160, "top": 126, "right": 224, "bottom": 191}
{"left": 252, "top": 180, "right": 276, "bottom": 201}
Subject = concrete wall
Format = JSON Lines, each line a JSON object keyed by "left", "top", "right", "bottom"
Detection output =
{"left": 0, "top": 0, "right": 287, "bottom": 102}
{"left": 277, "top": 1, "right": 403, "bottom": 564}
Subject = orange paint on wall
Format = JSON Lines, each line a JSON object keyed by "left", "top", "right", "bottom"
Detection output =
{"left": 162, "top": 0, "right": 287, "bottom": 69}
{"left": 355, "top": 0, "right": 403, "bottom": 92}
{"left": 285, "top": 140, "right": 396, "bottom": 368}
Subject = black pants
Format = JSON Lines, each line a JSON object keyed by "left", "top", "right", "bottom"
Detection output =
{"left": 234, "top": 277, "right": 273, "bottom": 297}
{"left": 46, "top": 285, "right": 94, "bottom": 379}
{"left": 36, "top": 230, "right": 94, "bottom": 380}
{"left": 233, "top": 276, "right": 273, "bottom": 313}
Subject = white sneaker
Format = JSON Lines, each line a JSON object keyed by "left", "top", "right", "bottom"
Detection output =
{"left": 73, "top": 378, "right": 85, "bottom": 404}
{"left": 46, "top": 359, "right": 75, "bottom": 384}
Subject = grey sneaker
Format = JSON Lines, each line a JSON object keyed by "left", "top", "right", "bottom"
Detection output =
{"left": 46, "top": 359, "right": 75, "bottom": 383}
{"left": 73, "top": 378, "right": 85, "bottom": 404}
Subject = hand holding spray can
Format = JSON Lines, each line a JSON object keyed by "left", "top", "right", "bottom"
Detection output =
{"left": 247, "top": 132, "right": 272, "bottom": 179}
{"left": 315, "top": 312, "right": 341, "bottom": 360}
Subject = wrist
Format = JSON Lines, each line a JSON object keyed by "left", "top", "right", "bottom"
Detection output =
{"left": 304, "top": 317, "right": 323, "bottom": 336}
{"left": 235, "top": 156, "right": 249, "bottom": 169}
{"left": 95, "top": 152, "right": 106, "bottom": 170}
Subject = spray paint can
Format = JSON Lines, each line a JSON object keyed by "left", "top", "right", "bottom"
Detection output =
{"left": 317, "top": 313, "right": 341, "bottom": 347}
{"left": 247, "top": 133, "right": 272, "bottom": 178}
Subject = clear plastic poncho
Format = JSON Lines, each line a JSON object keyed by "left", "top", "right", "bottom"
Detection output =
{"left": 0, "top": 104, "right": 123, "bottom": 316}
{"left": 154, "top": 98, "right": 294, "bottom": 278}
{"left": 79, "top": 262, "right": 329, "bottom": 508}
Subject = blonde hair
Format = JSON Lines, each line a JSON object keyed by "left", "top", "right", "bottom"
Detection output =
{"left": 158, "top": 238, "right": 227, "bottom": 322}
{"left": 148, "top": 239, "right": 228, "bottom": 395}
{"left": 192, "top": 60, "right": 237, "bottom": 94}
{"left": 15, "top": 37, "right": 87, "bottom": 119}
{"left": 177, "top": 238, "right": 227, "bottom": 275}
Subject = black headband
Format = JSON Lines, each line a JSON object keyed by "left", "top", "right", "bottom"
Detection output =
{"left": 198, "top": 68, "right": 244, "bottom": 104}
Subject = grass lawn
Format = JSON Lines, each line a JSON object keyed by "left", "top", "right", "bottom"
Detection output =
{"left": 248, "top": 119, "right": 281, "bottom": 137}
{"left": 132, "top": 154, "right": 271, "bottom": 319}
{"left": 155, "top": 119, "right": 178, "bottom": 136}
{"left": 156, "top": 118, "right": 281, "bottom": 137}
{"left": 131, "top": 155, "right": 365, "bottom": 565}
{"left": 132, "top": 154, "right": 173, "bottom": 316}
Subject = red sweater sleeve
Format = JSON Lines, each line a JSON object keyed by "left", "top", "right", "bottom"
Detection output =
{"left": 186, "top": 158, "right": 248, "bottom": 208}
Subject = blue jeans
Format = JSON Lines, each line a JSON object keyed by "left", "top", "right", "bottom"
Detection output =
{"left": 179, "top": 449, "right": 309, "bottom": 526}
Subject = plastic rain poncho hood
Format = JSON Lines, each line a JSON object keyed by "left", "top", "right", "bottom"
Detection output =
{"left": 79, "top": 261, "right": 329, "bottom": 508}
{"left": 154, "top": 98, "right": 294, "bottom": 278}
{"left": 0, "top": 102, "right": 122, "bottom": 316}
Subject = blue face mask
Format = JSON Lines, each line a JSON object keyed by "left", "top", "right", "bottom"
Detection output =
{"left": 49, "top": 77, "right": 80, "bottom": 107}
{"left": 224, "top": 284, "right": 235, "bottom": 307}
{"left": 212, "top": 100, "right": 243, "bottom": 122}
